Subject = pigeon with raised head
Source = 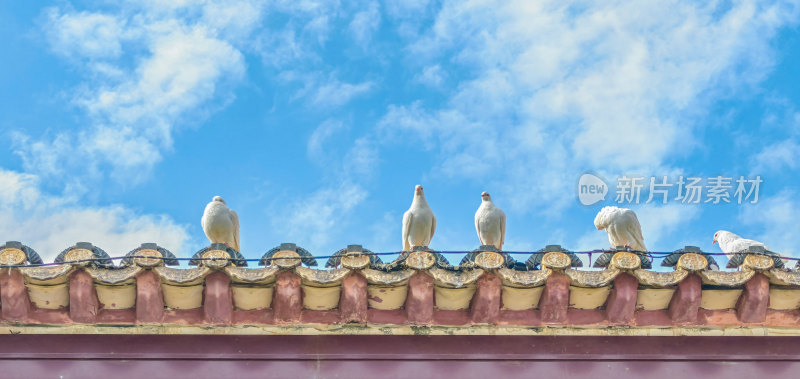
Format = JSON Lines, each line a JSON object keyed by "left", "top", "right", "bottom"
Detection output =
{"left": 594, "top": 206, "right": 647, "bottom": 251}
{"left": 402, "top": 185, "right": 436, "bottom": 251}
{"left": 475, "top": 192, "right": 506, "bottom": 250}
{"left": 713, "top": 230, "right": 768, "bottom": 259}
{"left": 201, "top": 196, "right": 240, "bottom": 252}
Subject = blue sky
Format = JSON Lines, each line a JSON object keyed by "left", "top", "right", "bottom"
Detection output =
{"left": 1, "top": 0, "right": 799, "bottom": 266}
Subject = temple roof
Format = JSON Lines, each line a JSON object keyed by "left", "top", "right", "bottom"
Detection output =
{"left": 1, "top": 241, "right": 799, "bottom": 335}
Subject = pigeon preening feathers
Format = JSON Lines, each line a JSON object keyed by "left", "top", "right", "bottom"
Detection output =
{"left": 594, "top": 206, "right": 647, "bottom": 251}
{"left": 201, "top": 196, "right": 241, "bottom": 252}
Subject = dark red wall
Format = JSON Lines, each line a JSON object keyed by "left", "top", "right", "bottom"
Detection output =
{"left": 0, "top": 334, "right": 799, "bottom": 378}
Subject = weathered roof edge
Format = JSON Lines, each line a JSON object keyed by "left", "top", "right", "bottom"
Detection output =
{"left": 1, "top": 324, "right": 797, "bottom": 337}
{"left": 2, "top": 248, "right": 799, "bottom": 331}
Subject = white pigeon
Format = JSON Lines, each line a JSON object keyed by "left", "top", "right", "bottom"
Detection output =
{"left": 201, "top": 196, "right": 240, "bottom": 252}
{"left": 594, "top": 206, "right": 647, "bottom": 251}
{"left": 402, "top": 185, "right": 437, "bottom": 251}
{"left": 475, "top": 192, "right": 506, "bottom": 250}
{"left": 713, "top": 230, "right": 769, "bottom": 259}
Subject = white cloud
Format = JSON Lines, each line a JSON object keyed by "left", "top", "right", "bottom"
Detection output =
{"left": 6, "top": 1, "right": 259, "bottom": 260}
{"left": 414, "top": 64, "right": 445, "bottom": 87}
{"left": 385, "top": 0, "right": 429, "bottom": 18}
{"left": 305, "top": 15, "right": 332, "bottom": 45}
{"left": 87, "top": 126, "right": 163, "bottom": 172}
{"left": 741, "top": 190, "right": 800, "bottom": 257}
{"left": 0, "top": 170, "right": 49, "bottom": 209}
{"left": 341, "top": 136, "right": 379, "bottom": 178}
{"left": 18, "top": 0, "right": 391, "bottom": 260}
{"left": 272, "top": 184, "right": 368, "bottom": 253}
{"left": 44, "top": 9, "right": 125, "bottom": 59}
{"left": 271, "top": 0, "right": 340, "bottom": 15}
{"left": 201, "top": 0, "right": 266, "bottom": 42}
{"left": 280, "top": 71, "right": 375, "bottom": 108}
{"left": 0, "top": 169, "right": 190, "bottom": 263}
{"left": 364, "top": 211, "right": 397, "bottom": 252}
{"left": 11, "top": 132, "right": 75, "bottom": 180}
{"left": 255, "top": 0, "right": 345, "bottom": 66}
{"left": 378, "top": 0, "right": 800, "bottom": 216}
{"left": 752, "top": 139, "right": 800, "bottom": 173}
{"left": 575, "top": 229, "right": 612, "bottom": 253}
{"left": 349, "top": 1, "right": 381, "bottom": 48}
{"left": 307, "top": 119, "right": 348, "bottom": 162}
{"left": 22, "top": 7, "right": 248, "bottom": 184}
{"left": 21, "top": 0, "right": 800, "bottom": 258}
{"left": 85, "top": 25, "right": 244, "bottom": 126}
{"left": 306, "top": 120, "right": 378, "bottom": 177}
{"left": 257, "top": 28, "right": 319, "bottom": 67}
{"left": 383, "top": 0, "right": 431, "bottom": 39}
{"left": 634, "top": 203, "right": 702, "bottom": 250}
{"left": 274, "top": 122, "right": 380, "bottom": 254}
{"left": 311, "top": 78, "right": 374, "bottom": 108}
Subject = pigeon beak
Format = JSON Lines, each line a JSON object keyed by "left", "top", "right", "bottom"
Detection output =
{"left": 712, "top": 239, "right": 717, "bottom": 244}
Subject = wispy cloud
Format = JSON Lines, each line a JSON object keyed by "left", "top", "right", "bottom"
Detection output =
{"left": 752, "top": 139, "right": 800, "bottom": 174}
{"left": 307, "top": 119, "right": 348, "bottom": 163}
{"left": 280, "top": 71, "right": 375, "bottom": 109}
{"left": 349, "top": 1, "right": 381, "bottom": 48}
{"left": 4, "top": 1, "right": 266, "bottom": 259}
{"left": 8, "top": 0, "right": 799, "bottom": 259}
{"left": 275, "top": 117, "right": 381, "bottom": 254}
{"left": 311, "top": 78, "right": 374, "bottom": 108}
{"left": 414, "top": 64, "right": 445, "bottom": 87}
{"left": 255, "top": 0, "right": 344, "bottom": 67}
{"left": 257, "top": 28, "right": 320, "bottom": 67}
{"left": 379, "top": 0, "right": 800, "bottom": 216}
{"left": 19, "top": 3, "right": 253, "bottom": 185}
{"left": 271, "top": 183, "right": 368, "bottom": 253}
{"left": 43, "top": 9, "right": 125, "bottom": 60}
{"left": 741, "top": 190, "right": 800, "bottom": 257}
{"left": 634, "top": 204, "right": 703, "bottom": 250}
{"left": 0, "top": 169, "right": 189, "bottom": 262}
